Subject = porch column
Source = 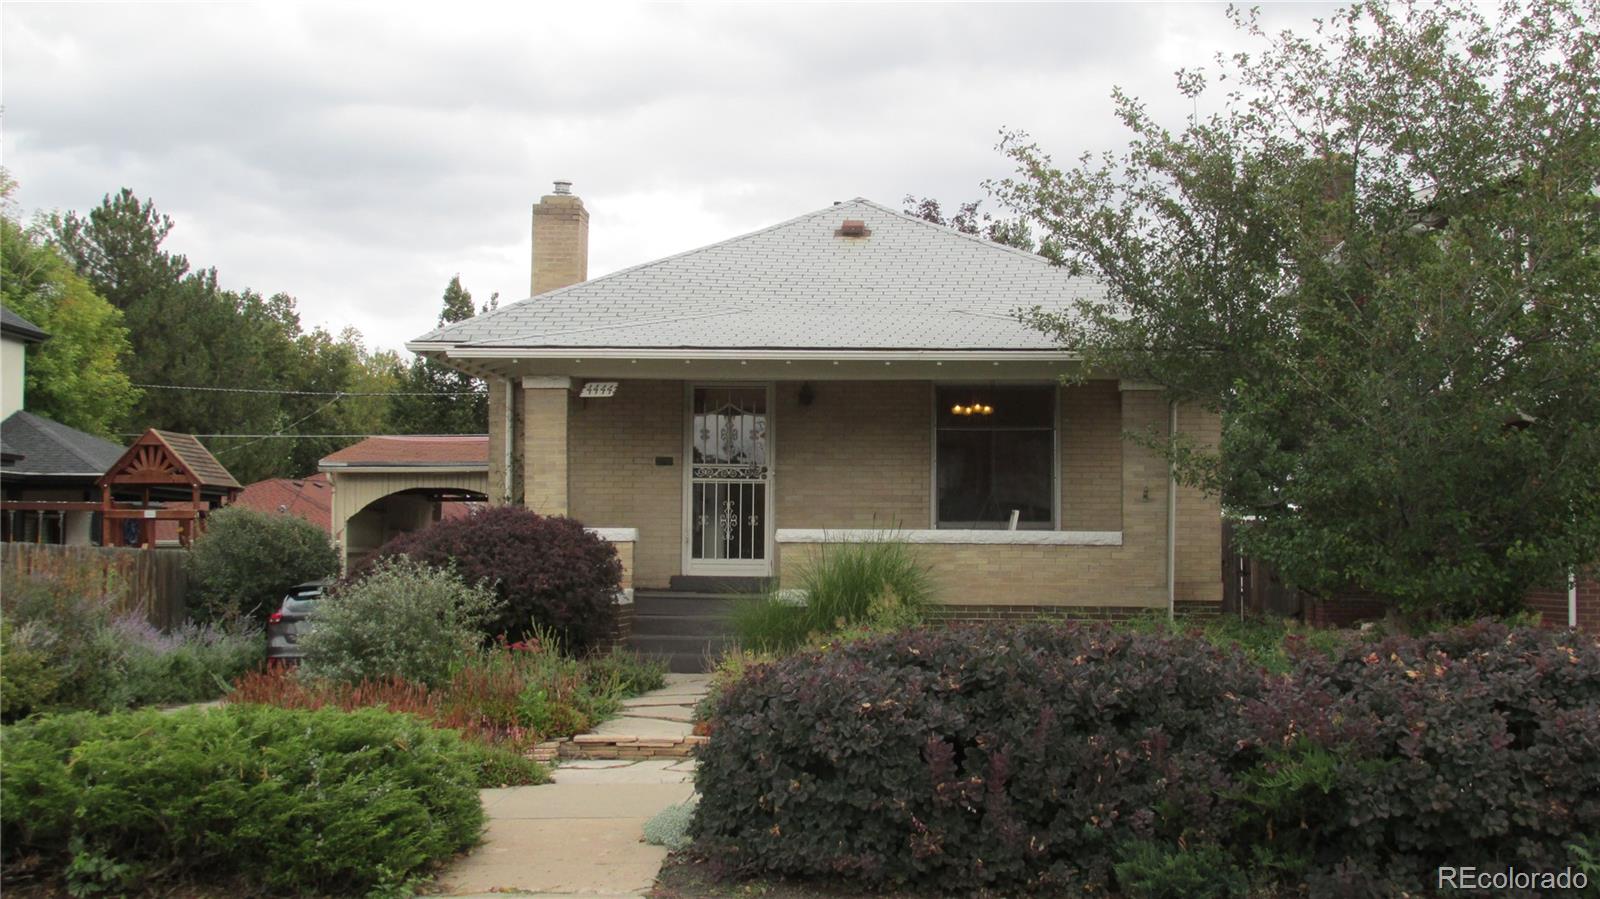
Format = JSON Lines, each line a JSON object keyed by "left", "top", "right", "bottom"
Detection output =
{"left": 521, "top": 376, "right": 570, "bottom": 516}
{"left": 487, "top": 378, "right": 511, "bottom": 504}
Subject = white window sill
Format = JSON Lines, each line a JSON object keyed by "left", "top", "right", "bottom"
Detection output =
{"left": 586, "top": 527, "right": 639, "bottom": 542}
{"left": 774, "top": 529, "right": 1122, "bottom": 546}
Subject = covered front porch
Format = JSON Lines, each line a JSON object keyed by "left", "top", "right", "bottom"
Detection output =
{"left": 476, "top": 359, "right": 1221, "bottom": 616}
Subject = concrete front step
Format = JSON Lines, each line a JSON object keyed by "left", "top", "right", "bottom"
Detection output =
{"left": 629, "top": 614, "right": 739, "bottom": 637}
{"left": 633, "top": 591, "right": 751, "bottom": 618}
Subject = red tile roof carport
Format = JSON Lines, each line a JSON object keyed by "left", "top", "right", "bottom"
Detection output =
{"left": 320, "top": 435, "right": 489, "bottom": 468}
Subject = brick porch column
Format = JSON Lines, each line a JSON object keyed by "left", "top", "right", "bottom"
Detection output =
{"left": 522, "top": 376, "right": 570, "bottom": 515}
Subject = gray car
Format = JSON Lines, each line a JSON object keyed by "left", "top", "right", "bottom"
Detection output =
{"left": 266, "top": 578, "right": 334, "bottom": 666}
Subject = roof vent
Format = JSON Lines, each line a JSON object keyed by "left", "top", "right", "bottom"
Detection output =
{"left": 552, "top": 180, "right": 573, "bottom": 196}
{"left": 836, "top": 219, "right": 869, "bottom": 238}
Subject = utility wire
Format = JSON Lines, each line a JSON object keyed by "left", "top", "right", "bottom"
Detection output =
{"left": 130, "top": 383, "right": 479, "bottom": 397}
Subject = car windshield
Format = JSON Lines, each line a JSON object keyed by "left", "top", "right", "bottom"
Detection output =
{"left": 281, "top": 586, "right": 324, "bottom": 616}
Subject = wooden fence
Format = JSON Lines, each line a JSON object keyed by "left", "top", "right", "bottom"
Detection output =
{"left": 1, "top": 542, "right": 189, "bottom": 630}
{"left": 1220, "top": 521, "right": 1302, "bottom": 619}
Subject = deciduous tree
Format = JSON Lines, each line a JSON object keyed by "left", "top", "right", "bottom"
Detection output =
{"left": 995, "top": 0, "right": 1600, "bottom": 616}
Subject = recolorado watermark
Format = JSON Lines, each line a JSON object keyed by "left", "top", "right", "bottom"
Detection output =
{"left": 1438, "top": 866, "right": 1588, "bottom": 892}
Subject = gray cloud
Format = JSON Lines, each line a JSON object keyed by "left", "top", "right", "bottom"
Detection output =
{"left": 3, "top": 1, "right": 1339, "bottom": 351}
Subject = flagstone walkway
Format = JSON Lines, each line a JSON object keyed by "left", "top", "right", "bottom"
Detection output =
{"left": 427, "top": 674, "right": 709, "bottom": 898}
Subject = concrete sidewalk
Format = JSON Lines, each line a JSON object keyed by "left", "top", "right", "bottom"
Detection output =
{"left": 427, "top": 675, "right": 709, "bottom": 897}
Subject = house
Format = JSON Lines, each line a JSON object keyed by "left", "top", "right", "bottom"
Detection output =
{"left": 318, "top": 435, "right": 489, "bottom": 570}
{"left": 233, "top": 472, "right": 335, "bottom": 534}
{"left": 1, "top": 410, "right": 126, "bottom": 544}
{"left": 2, "top": 306, "right": 49, "bottom": 418}
{"left": 408, "top": 184, "right": 1222, "bottom": 620}
{"left": 1, "top": 306, "right": 125, "bottom": 544}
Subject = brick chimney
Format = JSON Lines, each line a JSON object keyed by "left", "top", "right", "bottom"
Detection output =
{"left": 530, "top": 180, "right": 589, "bottom": 295}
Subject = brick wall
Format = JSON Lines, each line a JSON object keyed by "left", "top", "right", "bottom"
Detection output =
{"left": 486, "top": 379, "right": 509, "bottom": 504}
{"left": 1525, "top": 573, "right": 1599, "bottom": 632}
{"left": 567, "top": 381, "right": 683, "bottom": 590}
{"left": 774, "top": 381, "right": 931, "bottom": 528}
{"left": 1174, "top": 402, "right": 1223, "bottom": 603}
{"left": 1060, "top": 381, "right": 1122, "bottom": 531}
{"left": 771, "top": 386, "right": 1223, "bottom": 610}
{"left": 535, "top": 377, "right": 1224, "bottom": 610}
{"left": 523, "top": 385, "right": 568, "bottom": 515}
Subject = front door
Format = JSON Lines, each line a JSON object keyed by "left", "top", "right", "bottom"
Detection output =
{"left": 685, "top": 385, "right": 772, "bottom": 575}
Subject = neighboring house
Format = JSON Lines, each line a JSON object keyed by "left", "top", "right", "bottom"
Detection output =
{"left": 2, "top": 306, "right": 49, "bottom": 418}
{"left": 0, "top": 410, "right": 126, "bottom": 544}
{"left": 407, "top": 184, "right": 1223, "bottom": 619}
{"left": 233, "top": 472, "right": 334, "bottom": 533}
{"left": 147, "top": 471, "right": 335, "bottom": 546}
{"left": 318, "top": 435, "right": 489, "bottom": 570}
{"left": 2, "top": 306, "right": 128, "bottom": 545}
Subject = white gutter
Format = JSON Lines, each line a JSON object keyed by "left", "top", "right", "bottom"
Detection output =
{"left": 1167, "top": 399, "right": 1178, "bottom": 621}
{"left": 405, "top": 344, "right": 1081, "bottom": 363}
{"left": 1571, "top": 570, "right": 1580, "bottom": 629}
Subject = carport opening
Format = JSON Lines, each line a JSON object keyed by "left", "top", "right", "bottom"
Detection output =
{"left": 344, "top": 486, "right": 488, "bottom": 571}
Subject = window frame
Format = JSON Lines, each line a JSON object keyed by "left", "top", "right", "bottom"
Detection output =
{"left": 929, "top": 382, "right": 1060, "bottom": 530}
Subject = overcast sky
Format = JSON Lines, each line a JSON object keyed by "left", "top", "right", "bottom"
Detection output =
{"left": 2, "top": 2, "right": 1337, "bottom": 353}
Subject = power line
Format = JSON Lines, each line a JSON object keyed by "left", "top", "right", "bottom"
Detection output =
{"left": 131, "top": 383, "right": 480, "bottom": 397}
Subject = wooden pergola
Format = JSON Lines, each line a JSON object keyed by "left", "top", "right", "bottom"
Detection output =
{"left": 97, "top": 430, "right": 242, "bottom": 548}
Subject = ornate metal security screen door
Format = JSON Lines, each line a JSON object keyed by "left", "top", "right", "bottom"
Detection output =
{"left": 686, "top": 386, "right": 772, "bottom": 574}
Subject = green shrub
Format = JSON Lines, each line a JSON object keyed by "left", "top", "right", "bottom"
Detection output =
{"left": 732, "top": 535, "right": 933, "bottom": 652}
{"left": 581, "top": 648, "right": 669, "bottom": 696}
{"left": 187, "top": 505, "right": 340, "bottom": 625}
{"left": 695, "top": 622, "right": 1262, "bottom": 890}
{"left": 299, "top": 557, "right": 501, "bottom": 688}
{"left": 1113, "top": 841, "right": 1249, "bottom": 899}
{"left": 693, "top": 620, "right": 1600, "bottom": 894}
{"left": 369, "top": 505, "right": 622, "bottom": 652}
{"left": 0, "top": 705, "right": 484, "bottom": 895}
{"left": 0, "top": 572, "right": 262, "bottom": 720}
{"left": 463, "top": 741, "right": 552, "bottom": 788}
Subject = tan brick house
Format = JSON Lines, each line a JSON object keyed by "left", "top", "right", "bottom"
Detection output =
{"left": 408, "top": 183, "right": 1222, "bottom": 619}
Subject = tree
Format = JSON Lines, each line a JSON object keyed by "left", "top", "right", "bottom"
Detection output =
{"left": 0, "top": 175, "right": 138, "bottom": 435}
{"left": 388, "top": 275, "right": 489, "bottom": 434}
{"left": 902, "top": 195, "right": 1037, "bottom": 251}
{"left": 994, "top": 0, "right": 1600, "bottom": 617}
{"left": 46, "top": 189, "right": 398, "bottom": 483}
{"left": 187, "top": 506, "right": 340, "bottom": 625}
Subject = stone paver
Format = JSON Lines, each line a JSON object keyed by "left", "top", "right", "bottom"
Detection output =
{"left": 426, "top": 676, "right": 710, "bottom": 897}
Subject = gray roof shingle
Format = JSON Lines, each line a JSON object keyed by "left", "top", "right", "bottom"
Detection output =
{"left": 1, "top": 306, "right": 50, "bottom": 343}
{"left": 0, "top": 411, "right": 125, "bottom": 479}
{"left": 410, "top": 198, "right": 1101, "bottom": 353}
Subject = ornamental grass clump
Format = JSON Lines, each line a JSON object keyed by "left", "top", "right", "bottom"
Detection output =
{"left": 731, "top": 534, "right": 933, "bottom": 653}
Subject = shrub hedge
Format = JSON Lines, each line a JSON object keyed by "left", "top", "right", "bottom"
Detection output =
{"left": 369, "top": 506, "right": 621, "bottom": 652}
{"left": 300, "top": 556, "right": 502, "bottom": 687}
{"left": 1, "top": 705, "right": 484, "bottom": 895}
{"left": 692, "top": 620, "right": 1600, "bottom": 896}
{"left": 187, "top": 505, "right": 340, "bottom": 625}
